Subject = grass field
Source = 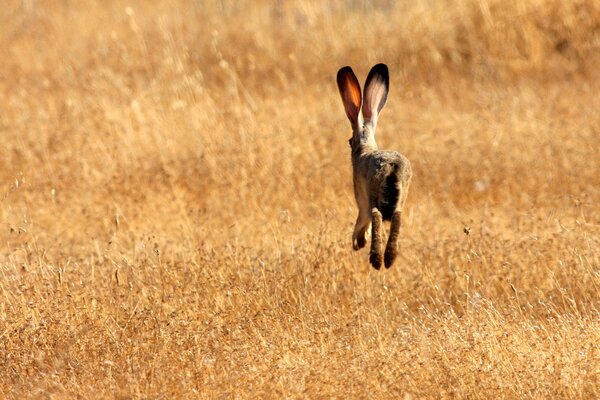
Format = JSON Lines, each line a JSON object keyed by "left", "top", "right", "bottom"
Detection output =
{"left": 1, "top": 0, "right": 599, "bottom": 398}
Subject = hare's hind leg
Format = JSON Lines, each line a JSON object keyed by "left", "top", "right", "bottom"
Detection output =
{"left": 369, "top": 208, "right": 384, "bottom": 269}
{"left": 384, "top": 211, "right": 401, "bottom": 268}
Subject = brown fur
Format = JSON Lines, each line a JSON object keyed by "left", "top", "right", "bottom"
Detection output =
{"left": 384, "top": 211, "right": 402, "bottom": 268}
{"left": 337, "top": 64, "right": 412, "bottom": 269}
{"left": 369, "top": 208, "right": 383, "bottom": 269}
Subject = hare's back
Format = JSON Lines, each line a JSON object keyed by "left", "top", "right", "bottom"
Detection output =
{"left": 368, "top": 151, "right": 411, "bottom": 180}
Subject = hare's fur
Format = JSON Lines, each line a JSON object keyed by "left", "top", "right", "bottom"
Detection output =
{"left": 337, "top": 64, "right": 412, "bottom": 269}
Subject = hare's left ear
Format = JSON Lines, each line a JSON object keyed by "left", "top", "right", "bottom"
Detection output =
{"left": 362, "top": 63, "right": 389, "bottom": 129}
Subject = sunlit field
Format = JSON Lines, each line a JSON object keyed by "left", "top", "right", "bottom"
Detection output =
{"left": 1, "top": 0, "right": 599, "bottom": 398}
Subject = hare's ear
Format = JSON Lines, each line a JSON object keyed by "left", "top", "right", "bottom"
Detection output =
{"left": 362, "top": 63, "right": 389, "bottom": 127}
{"left": 336, "top": 66, "right": 362, "bottom": 127}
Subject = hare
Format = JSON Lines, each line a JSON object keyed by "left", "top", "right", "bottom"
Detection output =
{"left": 336, "top": 63, "right": 412, "bottom": 269}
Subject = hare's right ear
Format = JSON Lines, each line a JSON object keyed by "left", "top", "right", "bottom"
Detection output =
{"left": 336, "top": 66, "right": 362, "bottom": 128}
{"left": 362, "top": 63, "right": 389, "bottom": 129}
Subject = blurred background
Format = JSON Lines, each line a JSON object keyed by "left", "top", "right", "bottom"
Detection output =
{"left": 1, "top": 0, "right": 598, "bottom": 247}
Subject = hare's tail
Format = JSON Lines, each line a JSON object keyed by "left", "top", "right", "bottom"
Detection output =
{"left": 379, "top": 164, "right": 400, "bottom": 221}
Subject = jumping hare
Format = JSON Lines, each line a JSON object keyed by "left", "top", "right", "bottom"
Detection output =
{"left": 336, "top": 63, "right": 412, "bottom": 269}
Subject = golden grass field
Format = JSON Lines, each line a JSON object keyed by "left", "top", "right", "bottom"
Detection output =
{"left": 1, "top": 0, "right": 599, "bottom": 398}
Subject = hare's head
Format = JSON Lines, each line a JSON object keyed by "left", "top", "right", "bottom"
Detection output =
{"left": 336, "top": 63, "right": 390, "bottom": 151}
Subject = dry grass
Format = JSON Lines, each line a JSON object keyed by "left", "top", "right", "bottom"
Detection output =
{"left": 1, "top": 0, "right": 600, "bottom": 398}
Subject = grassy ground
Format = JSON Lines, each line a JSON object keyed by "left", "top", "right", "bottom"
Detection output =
{"left": 1, "top": 0, "right": 599, "bottom": 398}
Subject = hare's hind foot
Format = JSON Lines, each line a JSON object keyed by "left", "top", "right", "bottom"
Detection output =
{"left": 369, "top": 249, "right": 383, "bottom": 270}
{"left": 353, "top": 235, "right": 367, "bottom": 250}
{"left": 384, "top": 211, "right": 402, "bottom": 268}
{"left": 369, "top": 208, "right": 384, "bottom": 269}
